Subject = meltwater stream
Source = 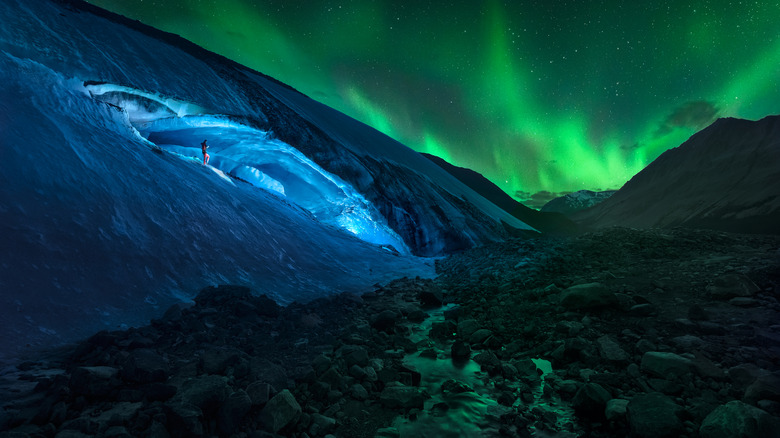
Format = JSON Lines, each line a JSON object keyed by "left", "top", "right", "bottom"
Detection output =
{"left": 396, "top": 306, "right": 577, "bottom": 437}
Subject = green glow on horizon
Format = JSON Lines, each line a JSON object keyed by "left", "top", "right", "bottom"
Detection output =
{"left": 86, "top": 0, "right": 780, "bottom": 207}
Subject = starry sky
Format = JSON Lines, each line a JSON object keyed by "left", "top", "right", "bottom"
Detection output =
{"left": 87, "top": 0, "right": 780, "bottom": 208}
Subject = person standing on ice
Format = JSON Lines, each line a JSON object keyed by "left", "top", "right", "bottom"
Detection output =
{"left": 201, "top": 139, "right": 210, "bottom": 165}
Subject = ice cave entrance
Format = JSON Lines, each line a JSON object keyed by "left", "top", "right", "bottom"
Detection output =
{"left": 86, "top": 83, "right": 409, "bottom": 254}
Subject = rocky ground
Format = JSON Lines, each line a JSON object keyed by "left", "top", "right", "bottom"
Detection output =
{"left": 1, "top": 226, "right": 779, "bottom": 438}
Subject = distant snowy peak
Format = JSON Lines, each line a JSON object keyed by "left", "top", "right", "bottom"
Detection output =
{"left": 572, "top": 115, "right": 780, "bottom": 234}
{"left": 541, "top": 190, "right": 617, "bottom": 216}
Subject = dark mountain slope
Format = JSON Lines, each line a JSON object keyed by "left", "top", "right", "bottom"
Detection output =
{"left": 573, "top": 116, "right": 780, "bottom": 234}
{"left": 421, "top": 153, "right": 578, "bottom": 234}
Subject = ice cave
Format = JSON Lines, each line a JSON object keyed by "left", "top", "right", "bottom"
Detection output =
{"left": 86, "top": 82, "right": 409, "bottom": 254}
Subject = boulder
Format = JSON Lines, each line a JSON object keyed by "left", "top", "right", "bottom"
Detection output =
{"left": 121, "top": 349, "right": 169, "bottom": 383}
{"left": 218, "top": 390, "right": 252, "bottom": 435}
{"left": 309, "top": 413, "right": 336, "bottom": 436}
{"left": 165, "top": 402, "right": 204, "bottom": 437}
{"left": 706, "top": 273, "right": 759, "bottom": 299}
{"left": 441, "top": 379, "right": 474, "bottom": 395}
{"left": 249, "top": 358, "right": 289, "bottom": 391}
{"left": 200, "top": 348, "right": 241, "bottom": 375}
{"left": 572, "top": 383, "right": 612, "bottom": 418}
{"left": 375, "top": 427, "right": 401, "bottom": 438}
{"left": 728, "top": 364, "right": 764, "bottom": 392}
{"left": 457, "top": 319, "right": 480, "bottom": 338}
{"left": 596, "top": 335, "right": 629, "bottom": 362}
{"left": 418, "top": 288, "right": 444, "bottom": 307}
{"left": 69, "top": 366, "right": 119, "bottom": 397}
{"left": 103, "top": 426, "right": 132, "bottom": 438}
{"left": 260, "top": 389, "right": 302, "bottom": 433}
{"left": 626, "top": 392, "right": 683, "bottom": 438}
{"left": 379, "top": 385, "right": 427, "bottom": 409}
{"left": 640, "top": 352, "right": 692, "bottom": 379}
{"left": 699, "top": 400, "right": 779, "bottom": 438}
{"left": 473, "top": 351, "right": 501, "bottom": 376}
{"left": 451, "top": 341, "right": 471, "bottom": 361}
{"left": 468, "top": 329, "right": 493, "bottom": 345}
{"left": 670, "top": 335, "right": 705, "bottom": 350}
{"left": 141, "top": 382, "right": 177, "bottom": 402}
{"left": 246, "top": 381, "right": 271, "bottom": 406}
{"left": 605, "top": 398, "right": 629, "bottom": 421}
{"left": 312, "top": 354, "right": 332, "bottom": 375}
{"left": 351, "top": 383, "right": 369, "bottom": 401}
{"left": 729, "top": 297, "right": 760, "bottom": 307}
{"left": 319, "top": 367, "right": 344, "bottom": 389}
{"left": 629, "top": 303, "right": 656, "bottom": 316}
{"left": 349, "top": 364, "right": 368, "bottom": 379}
{"left": 744, "top": 374, "right": 780, "bottom": 404}
{"left": 339, "top": 345, "right": 369, "bottom": 368}
{"left": 559, "top": 282, "right": 618, "bottom": 310}
{"left": 177, "top": 375, "right": 230, "bottom": 413}
{"left": 371, "top": 310, "right": 400, "bottom": 332}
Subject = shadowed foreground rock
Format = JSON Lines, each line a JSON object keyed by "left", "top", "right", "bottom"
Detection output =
{"left": 1, "top": 227, "right": 779, "bottom": 437}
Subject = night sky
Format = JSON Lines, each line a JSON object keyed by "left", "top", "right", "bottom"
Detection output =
{"left": 86, "top": 0, "right": 780, "bottom": 208}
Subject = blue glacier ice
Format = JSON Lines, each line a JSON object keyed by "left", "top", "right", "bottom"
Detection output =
{"left": 0, "top": 0, "right": 534, "bottom": 361}
{"left": 88, "top": 82, "right": 410, "bottom": 253}
{"left": 0, "top": 57, "right": 430, "bottom": 359}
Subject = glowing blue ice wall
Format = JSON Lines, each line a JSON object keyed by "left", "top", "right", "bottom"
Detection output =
{"left": 88, "top": 84, "right": 410, "bottom": 254}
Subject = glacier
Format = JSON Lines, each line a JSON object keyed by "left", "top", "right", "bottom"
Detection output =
{"left": 0, "top": 0, "right": 534, "bottom": 361}
{"left": 0, "top": 55, "right": 431, "bottom": 360}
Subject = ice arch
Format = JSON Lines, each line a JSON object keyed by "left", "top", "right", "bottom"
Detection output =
{"left": 87, "top": 84, "right": 409, "bottom": 254}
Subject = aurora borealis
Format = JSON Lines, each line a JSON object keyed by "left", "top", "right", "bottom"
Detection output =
{"left": 86, "top": 0, "right": 780, "bottom": 208}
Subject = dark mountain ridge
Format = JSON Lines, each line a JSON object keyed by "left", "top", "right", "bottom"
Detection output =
{"left": 573, "top": 115, "right": 780, "bottom": 234}
{"left": 421, "top": 153, "right": 578, "bottom": 234}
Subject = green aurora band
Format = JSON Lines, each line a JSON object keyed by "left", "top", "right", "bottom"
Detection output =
{"left": 87, "top": 0, "right": 780, "bottom": 208}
